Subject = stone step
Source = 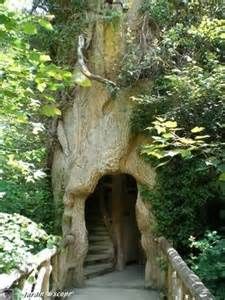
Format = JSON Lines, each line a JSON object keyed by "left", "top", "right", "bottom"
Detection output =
{"left": 88, "top": 250, "right": 113, "bottom": 257}
{"left": 89, "top": 240, "right": 113, "bottom": 247}
{"left": 86, "top": 216, "right": 104, "bottom": 220}
{"left": 88, "top": 230, "right": 109, "bottom": 236}
{"left": 87, "top": 224, "right": 105, "bottom": 229}
{"left": 87, "top": 223, "right": 106, "bottom": 228}
{"left": 85, "top": 253, "right": 113, "bottom": 264}
{"left": 88, "top": 244, "right": 113, "bottom": 252}
{"left": 87, "top": 225, "right": 107, "bottom": 232}
{"left": 84, "top": 262, "right": 114, "bottom": 279}
{"left": 89, "top": 235, "right": 111, "bottom": 242}
{"left": 87, "top": 221, "right": 105, "bottom": 226}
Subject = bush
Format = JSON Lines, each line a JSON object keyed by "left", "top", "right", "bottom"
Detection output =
{"left": 0, "top": 212, "right": 60, "bottom": 274}
{"left": 189, "top": 231, "right": 225, "bottom": 299}
{"left": 140, "top": 157, "right": 218, "bottom": 250}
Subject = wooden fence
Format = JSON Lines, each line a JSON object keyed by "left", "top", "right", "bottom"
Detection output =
{"left": 0, "top": 238, "right": 215, "bottom": 300}
{"left": 0, "top": 247, "right": 56, "bottom": 300}
{"left": 157, "top": 237, "right": 215, "bottom": 300}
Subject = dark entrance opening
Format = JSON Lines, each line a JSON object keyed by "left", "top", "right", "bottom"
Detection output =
{"left": 84, "top": 174, "right": 144, "bottom": 278}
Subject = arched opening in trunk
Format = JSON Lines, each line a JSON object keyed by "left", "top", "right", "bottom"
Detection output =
{"left": 84, "top": 174, "right": 145, "bottom": 278}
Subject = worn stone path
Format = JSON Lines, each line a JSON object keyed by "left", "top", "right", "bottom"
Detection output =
{"left": 69, "top": 265, "right": 160, "bottom": 300}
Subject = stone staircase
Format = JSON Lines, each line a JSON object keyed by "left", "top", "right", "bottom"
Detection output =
{"left": 84, "top": 206, "right": 114, "bottom": 279}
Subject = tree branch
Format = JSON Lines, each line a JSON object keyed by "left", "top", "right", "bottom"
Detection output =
{"left": 77, "top": 35, "right": 117, "bottom": 88}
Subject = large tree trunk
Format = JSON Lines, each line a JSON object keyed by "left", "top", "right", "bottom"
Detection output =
{"left": 51, "top": 0, "right": 160, "bottom": 289}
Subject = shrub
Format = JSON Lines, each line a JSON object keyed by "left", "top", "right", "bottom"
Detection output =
{"left": 0, "top": 212, "right": 60, "bottom": 274}
{"left": 189, "top": 231, "right": 225, "bottom": 299}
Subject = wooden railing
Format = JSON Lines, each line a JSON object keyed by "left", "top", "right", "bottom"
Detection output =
{"left": 157, "top": 237, "right": 215, "bottom": 300}
{"left": 0, "top": 238, "right": 215, "bottom": 300}
{"left": 0, "top": 247, "right": 56, "bottom": 300}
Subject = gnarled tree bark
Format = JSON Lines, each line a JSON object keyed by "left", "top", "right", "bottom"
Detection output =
{"left": 52, "top": 0, "right": 159, "bottom": 289}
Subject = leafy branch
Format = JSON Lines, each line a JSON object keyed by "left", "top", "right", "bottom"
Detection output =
{"left": 142, "top": 117, "right": 222, "bottom": 167}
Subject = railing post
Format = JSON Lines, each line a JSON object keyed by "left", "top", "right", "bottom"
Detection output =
{"left": 158, "top": 237, "right": 214, "bottom": 300}
{"left": 42, "top": 261, "right": 52, "bottom": 300}
{"left": 167, "top": 263, "right": 172, "bottom": 299}
{"left": 33, "top": 266, "right": 47, "bottom": 299}
{"left": 172, "top": 270, "right": 177, "bottom": 299}
{"left": 22, "top": 269, "right": 37, "bottom": 296}
{"left": 177, "top": 277, "right": 184, "bottom": 300}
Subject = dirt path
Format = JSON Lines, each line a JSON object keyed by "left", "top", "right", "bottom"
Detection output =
{"left": 69, "top": 265, "right": 160, "bottom": 300}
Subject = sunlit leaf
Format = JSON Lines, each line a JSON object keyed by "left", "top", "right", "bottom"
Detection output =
{"left": 39, "top": 54, "right": 51, "bottom": 62}
{"left": 37, "top": 82, "right": 47, "bottom": 92}
{"left": 191, "top": 127, "right": 205, "bottom": 133}
{"left": 180, "top": 138, "right": 195, "bottom": 145}
{"left": 142, "top": 148, "right": 164, "bottom": 159}
{"left": 38, "top": 19, "right": 53, "bottom": 31}
{"left": 162, "top": 133, "right": 173, "bottom": 139}
{"left": 194, "top": 135, "right": 210, "bottom": 140}
{"left": 41, "top": 105, "right": 61, "bottom": 117}
{"left": 164, "top": 121, "right": 177, "bottom": 128}
{"left": 22, "top": 22, "right": 37, "bottom": 35}
{"left": 155, "top": 160, "right": 170, "bottom": 168}
{"left": 155, "top": 125, "right": 166, "bottom": 134}
{"left": 16, "top": 113, "right": 28, "bottom": 123}
{"left": 165, "top": 150, "right": 179, "bottom": 157}
{"left": 180, "top": 149, "right": 192, "bottom": 158}
{"left": 219, "top": 173, "right": 225, "bottom": 181}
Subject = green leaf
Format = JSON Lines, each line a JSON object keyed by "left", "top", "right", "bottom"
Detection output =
{"left": 39, "top": 54, "right": 51, "bottom": 62}
{"left": 180, "top": 137, "right": 195, "bottom": 145}
{"left": 142, "top": 148, "right": 164, "bottom": 159}
{"left": 38, "top": 19, "right": 53, "bottom": 31}
{"left": 191, "top": 127, "right": 205, "bottom": 133}
{"left": 37, "top": 82, "right": 47, "bottom": 92}
{"left": 219, "top": 173, "right": 225, "bottom": 181}
{"left": 16, "top": 113, "right": 28, "bottom": 123}
{"left": 164, "top": 121, "right": 177, "bottom": 128}
{"left": 155, "top": 125, "right": 166, "bottom": 134}
{"left": 41, "top": 105, "right": 61, "bottom": 117}
{"left": 162, "top": 133, "right": 173, "bottom": 139}
{"left": 165, "top": 150, "right": 179, "bottom": 157}
{"left": 22, "top": 22, "right": 37, "bottom": 35}
{"left": 155, "top": 160, "right": 170, "bottom": 168}
{"left": 180, "top": 149, "right": 192, "bottom": 158}
{"left": 29, "top": 52, "right": 40, "bottom": 62}
{"left": 194, "top": 135, "right": 210, "bottom": 140}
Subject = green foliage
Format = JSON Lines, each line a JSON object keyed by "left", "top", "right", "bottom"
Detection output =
{"left": 118, "top": 24, "right": 160, "bottom": 86}
{"left": 0, "top": 6, "right": 72, "bottom": 120}
{"left": 0, "top": 2, "right": 72, "bottom": 235}
{"left": 140, "top": 158, "right": 218, "bottom": 249}
{"left": 189, "top": 231, "right": 225, "bottom": 299}
{"left": 140, "top": 0, "right": 171, "bottom": 26}
{"left": 135, "top": 0, "right": 225, "bottom": 259}
{"left": 103, "top": 7, "right": 122, "bottom": 22}
{"left": 142, "top": 117, "right": 214, "bottom": 164}
{"left": 0, "top": 3, "right": 72, "bottom": 277}
{"left": 0, "top": 212, "right": 60, "bottom": 273}
{"left": 141, "top": 0, "right": 225, "bottom": 27}
{"left": 0, "top": 177, "right": 55, "bottom": 233}
{"left": 130, "top": 93, "right": 171, "bottom": 133}
{"left": 33, "top": 0, "right": 89, "bottom": 66}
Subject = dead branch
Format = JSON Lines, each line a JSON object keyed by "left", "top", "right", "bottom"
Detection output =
{"left": 77, "top": 35, "right": 117, "bottom": 88}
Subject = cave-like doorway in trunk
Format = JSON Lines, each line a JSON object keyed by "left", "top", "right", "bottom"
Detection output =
{"left": 84, "top": 174, "right": 145, "bottom": 278}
